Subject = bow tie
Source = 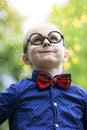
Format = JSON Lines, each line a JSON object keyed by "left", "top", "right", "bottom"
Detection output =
{"left": 37, "top": 72, "right": 71, "bottom": 90}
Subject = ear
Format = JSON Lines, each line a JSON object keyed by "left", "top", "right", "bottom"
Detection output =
{"left": 22, "top": 54, "right": 30, "bottom": 65}
{"left": 63, "top": 50, "right": 68, "bottom": 62}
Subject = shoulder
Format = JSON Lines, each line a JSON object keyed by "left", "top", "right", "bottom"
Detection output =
{"left": 15, "top": 78, "right": 33, "bottom": 87}
{"left": 70, "top": 83, "right": 87, "bottom": 99}
{"left": 5, "top": 78, "right": 36, "bottom": 94}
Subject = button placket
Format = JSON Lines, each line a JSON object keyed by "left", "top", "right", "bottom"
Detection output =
{"left": 53, "top": 102, "right": 58, "bottom": 107}
{"left": 50, "top": 86, "right": 59, "bottom": 129}
{"left": 55, "top": 123, "right": 59, "bottom": 128}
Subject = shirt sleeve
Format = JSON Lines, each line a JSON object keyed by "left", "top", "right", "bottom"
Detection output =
{"left": 84, "top": 90, "right": 87, "bottom": 130}
{"left": 0, "top": 84, "right": 18, "bottom": 124}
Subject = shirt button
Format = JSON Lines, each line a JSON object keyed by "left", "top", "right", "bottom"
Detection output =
{"left": 55, "top": 123, "right": 59, "bottom": 128}
{"left": 53, "top": 102, "right": 57, "bottom": 106}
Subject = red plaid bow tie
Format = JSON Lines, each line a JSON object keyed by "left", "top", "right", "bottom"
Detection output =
{"left": 37, "top": 72, "right": 71, "bottom": 90}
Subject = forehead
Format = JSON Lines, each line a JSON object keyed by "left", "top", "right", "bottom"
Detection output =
{"left": 26, "top": 23, "right": 61, "bottom": 37}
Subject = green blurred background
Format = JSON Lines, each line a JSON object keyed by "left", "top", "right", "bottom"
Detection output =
{"left": 0, "top": 0, "right": 87, "bottom": 129}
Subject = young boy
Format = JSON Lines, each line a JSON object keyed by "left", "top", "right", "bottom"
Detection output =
{"left": 0, "top": 22, "right": 87, "bottom": 130}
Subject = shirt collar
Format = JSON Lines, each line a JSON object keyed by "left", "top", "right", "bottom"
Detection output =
{"left": 32, "top": 70, "right": 40, "bottom": 82}
{"left": 31, "top": 70, "right": 64, "bottom": 83}
{"left": 32, "top": 70, "right": 52, "bottom": 82}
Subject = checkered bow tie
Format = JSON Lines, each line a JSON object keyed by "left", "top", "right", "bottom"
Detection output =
{"left": 37, "top": 72, "right": 71, "bottom": 90}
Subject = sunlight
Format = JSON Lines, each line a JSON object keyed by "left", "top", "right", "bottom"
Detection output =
{"left": 8, "top": 0, "right": 69, "bottom": 33}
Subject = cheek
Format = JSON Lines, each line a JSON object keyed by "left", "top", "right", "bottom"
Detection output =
{"left": 28, "top": 50, "right": 33, "bottom": 62}
{"left": 56, "top": 45, "right": 65, "bottom": 54}
{"left": 56, "top": 46, "right": 66, "bottom": 60}
{"left": 27, "top": 47, "right": 37, "bottom": 63}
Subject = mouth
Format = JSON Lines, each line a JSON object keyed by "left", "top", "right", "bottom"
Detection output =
{"left": 39, "top": 51, "right": 55, "bottom": 54}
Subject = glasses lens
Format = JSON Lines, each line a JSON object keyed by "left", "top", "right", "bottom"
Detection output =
{"left": 48, "top": 31, "right": 62, "bottom": 43}
{"left": 30, "top": 33, "right": 43, "bottom": 45}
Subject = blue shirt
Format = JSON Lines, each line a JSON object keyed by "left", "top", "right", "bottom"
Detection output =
{"left": 0, "top": 70, "right": 87, "bottom": 130}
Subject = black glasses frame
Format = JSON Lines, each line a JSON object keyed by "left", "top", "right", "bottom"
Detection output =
{"left": 27, "top": 31, "right": 64, "bottom": 45}
{"left": 24, "top": 31, "right": 65, "bottom": 54}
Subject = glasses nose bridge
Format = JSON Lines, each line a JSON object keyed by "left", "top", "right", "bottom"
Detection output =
{"left": 42, "top": 36, "right": 51, "bottom": 44}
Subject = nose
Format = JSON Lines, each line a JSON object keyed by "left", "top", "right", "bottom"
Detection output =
{"left": 42, "top": 38, "right": 51, "bottom": 47}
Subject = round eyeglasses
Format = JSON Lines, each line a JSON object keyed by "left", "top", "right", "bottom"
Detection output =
{"left": 27, "top": 31, "right": 64, "bottom": 45}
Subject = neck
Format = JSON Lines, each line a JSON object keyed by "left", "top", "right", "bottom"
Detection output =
{"left": 33, "top": 64, "right": 63, "bottom": 77}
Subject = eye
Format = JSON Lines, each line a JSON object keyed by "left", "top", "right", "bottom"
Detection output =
{"left": 30, "top": 34, "right": 43, "bottom": 45}
{"left": 48, "top": 31, "right": 62, "bottom": 43}
{"left": 33, "top": 37, "right": 42, "bottom": 44}
{"left": 49, "top": 35, "right": 59, "bottom": 43}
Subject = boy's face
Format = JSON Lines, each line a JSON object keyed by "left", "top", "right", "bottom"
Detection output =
{"left": 22, "top": 23, "right": 68, "bottom": 70}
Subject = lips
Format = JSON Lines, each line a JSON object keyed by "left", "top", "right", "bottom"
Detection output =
{"left": 39, "top": 50, "right": 55, "bottom": 54}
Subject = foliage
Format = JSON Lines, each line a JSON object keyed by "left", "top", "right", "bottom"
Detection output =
{"left": 0, "top": 0, "right": 24, "bottom": 90}
{"left": 49, "top": 0, "right": 87, "bottom": 89}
